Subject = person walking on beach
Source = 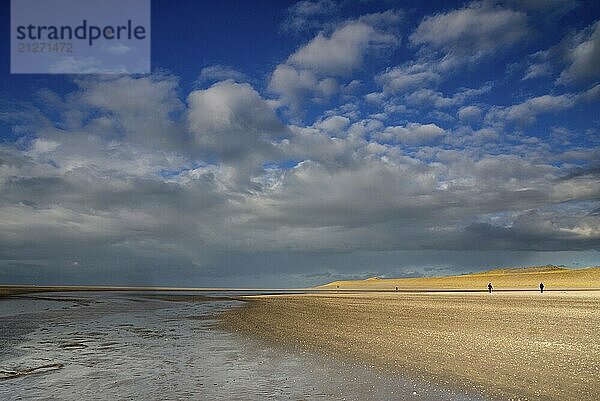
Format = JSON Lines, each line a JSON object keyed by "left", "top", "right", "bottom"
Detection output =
{"left": 540, "top": 282, "right": 544, "bottom": 293}
{"left": 488, "top": 282, "right": 493, "bottom": 293}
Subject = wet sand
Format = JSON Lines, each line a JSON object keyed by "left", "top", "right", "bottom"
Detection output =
{"left": 220, "top": 291, "right": 600, "bottom": 400}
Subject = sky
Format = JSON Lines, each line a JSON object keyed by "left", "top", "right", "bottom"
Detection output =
{"left": 0, "top": 0, "right": 599, "bottom": 287}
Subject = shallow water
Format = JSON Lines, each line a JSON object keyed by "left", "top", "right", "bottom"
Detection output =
{"left": 0, "top": 292, "right": 483, "bottom": 400}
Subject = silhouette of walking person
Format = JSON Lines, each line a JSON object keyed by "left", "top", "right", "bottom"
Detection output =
{"left": 540, "top": 282, "right": 544, "bottom": 293}
{"left": 488, "top": 282, "right": 493, "bottom": 293}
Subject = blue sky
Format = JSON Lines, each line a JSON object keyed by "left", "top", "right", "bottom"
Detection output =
{"left": 1, "top": 0, "right": 599, "bottom": 287}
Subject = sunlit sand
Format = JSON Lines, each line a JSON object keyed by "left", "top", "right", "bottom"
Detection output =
{"left": 220, "top": 267, "right": 600, "bottom": 400}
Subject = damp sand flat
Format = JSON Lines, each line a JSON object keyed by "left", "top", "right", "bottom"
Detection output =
{"left": 220, "top": 291, "right": 600, "bottom": 400}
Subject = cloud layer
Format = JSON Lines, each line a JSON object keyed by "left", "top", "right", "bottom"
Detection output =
{"left": 1, "top": 1, "right": 599, "bottom": 286}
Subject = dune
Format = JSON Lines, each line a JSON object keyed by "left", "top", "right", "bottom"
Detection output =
{"left": 318, "top": 265, "right": 600, "bottom": 291}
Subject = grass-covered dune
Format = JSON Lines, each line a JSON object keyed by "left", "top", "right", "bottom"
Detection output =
{"left": 318, "top": 265, "right": 600, "bottom": 291}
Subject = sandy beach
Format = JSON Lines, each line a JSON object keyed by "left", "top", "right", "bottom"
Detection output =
{"left": 220, "top": 291, "right": 600, "bottom": 400}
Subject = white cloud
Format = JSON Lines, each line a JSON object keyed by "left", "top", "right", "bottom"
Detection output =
{"left": 281, "top": 0, "right": 338, "bottom": 34}
{"left": 314, "top": 115, "right": 351, "bottom": 134}
{"left": 405, "top": 89, "right": 456, "bottom": 108}
{"left": 76, "top": 75, "right": 185, "bottom": 150}
{"left": 522, "top": 59, "right": 552, "bottom": 80}
{"left": 376, "top": 123, "right": 446, "bottom": 145}
{"left": 28, "top": 138, "right": 60, "bottom": 156}
{"left": 458, "top": 105, "right": 482, "bottom": 121}
{"left": 187, "top": 80, "right": 286, "bottom": 167}
{"left": 268, "top": 64, "right": 339, "bottom": 111}
{"left": 373, "top": 2, "right": 526, "bottom": 100}
{"left": 559, "top": 21, "right": 600, "bottom": 83}
{"left": 487, "top": 94, "right": 576, "bottom": 125}
{"left": 376, "top": 64, "right": 440, "bottom": 94}
{"left": 579, "top": 83, "right": 600, "bottom": 102}
{"left": 405, "top": 85, "right": 491, "bottom": 109}
{"left": 503, "top": 0, "right": 578, "bottom": 16}
{"left": 288, "top": 18, "right": 398, "bottom": 76}
{"left": 410, "top": 2, "right": 529, "bottom": 69}
{"left": 522, "top": 20, "right": 600, "bottom": 84}
{"left": 198, "top": 65, "right": 247, "bottom": 84}
{"left": 271, "top": 12, "right": 400, "bottom": 111}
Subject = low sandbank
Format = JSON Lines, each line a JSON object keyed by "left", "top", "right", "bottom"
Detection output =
{"left": 0, "top": 286, "right": 51, "bottom": 297}
{"left": 219, "top": 291, "right": 600, "bottom": 400}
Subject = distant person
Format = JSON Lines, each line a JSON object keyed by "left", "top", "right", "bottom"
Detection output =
{"left": 395, "top": 286, "right": 398, "bottom": 292}
{"left": 540, "top": 282, "right": 544, "bottom": 293}
{"left": 488, "top": 283, "right": 493, "bottom": 293}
